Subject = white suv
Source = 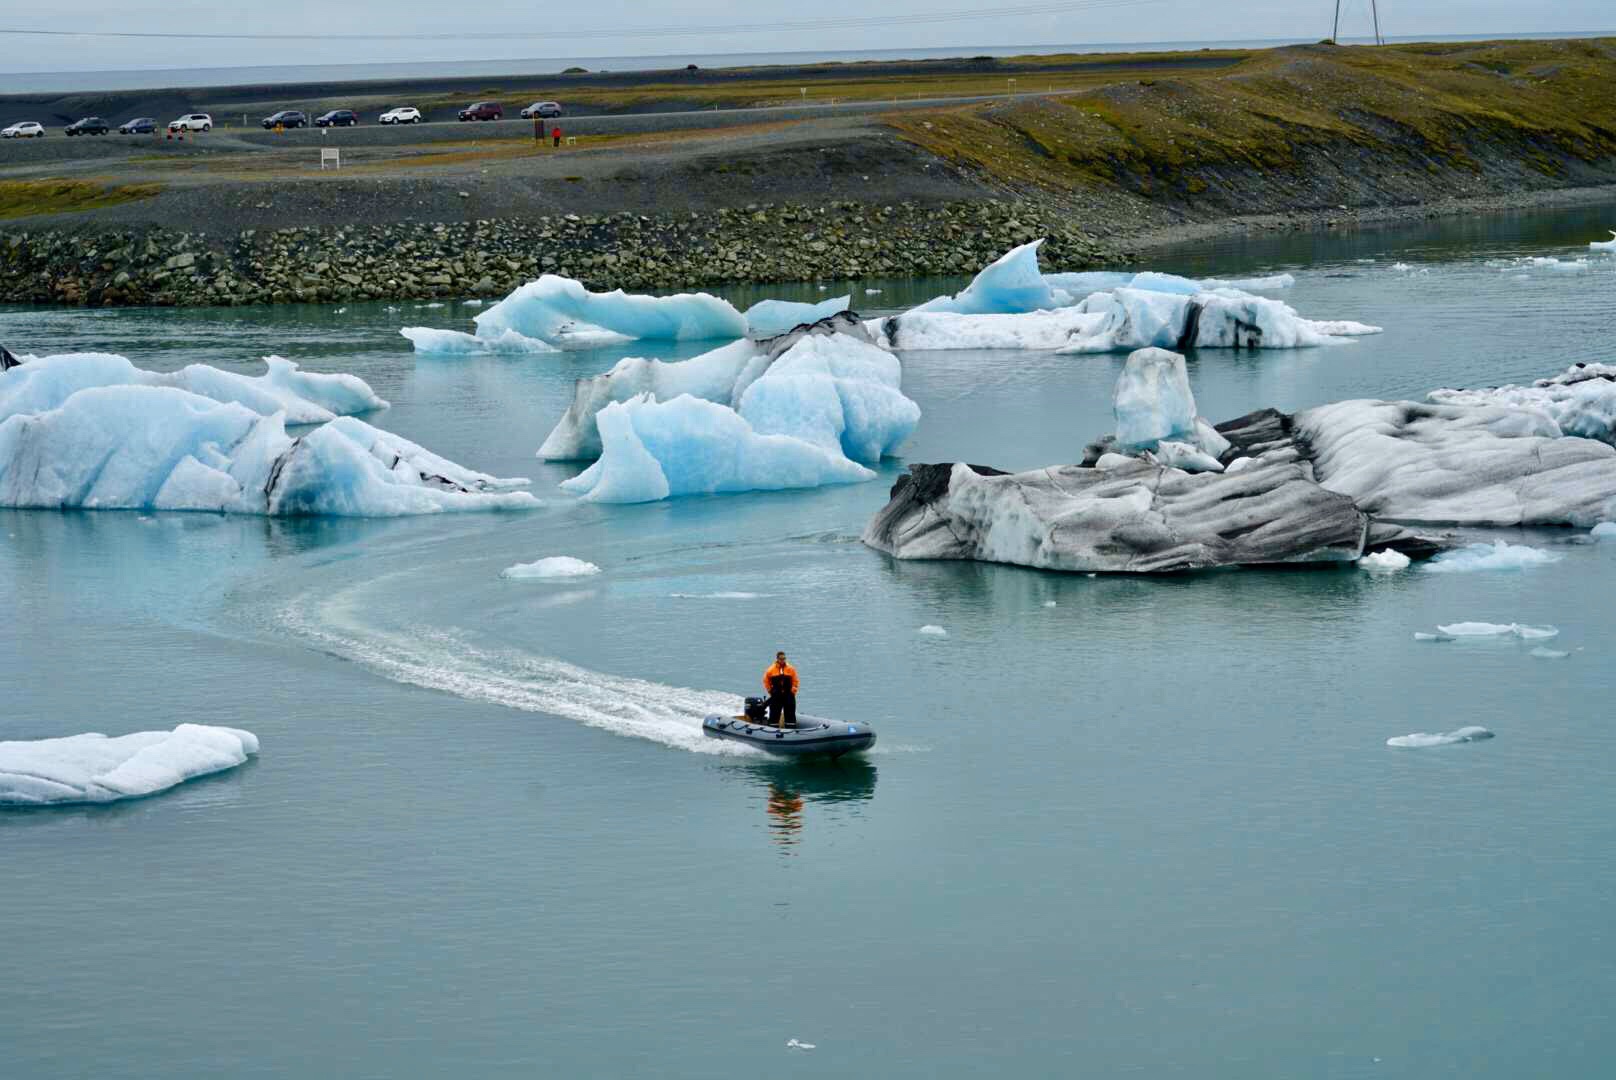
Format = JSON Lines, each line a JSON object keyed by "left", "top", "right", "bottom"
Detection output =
{"left": 2, "top": 121, "right": 45, "bottom": 138}
{"left": 379, "top": 107, "right": 422, "bottom": 125}
{"left": 169, "top": 113, "right": 213, "bottom": 133}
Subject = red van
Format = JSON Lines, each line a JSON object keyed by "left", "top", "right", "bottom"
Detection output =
{"left": 457, "top": 101, "right": 503, "bottom": 122}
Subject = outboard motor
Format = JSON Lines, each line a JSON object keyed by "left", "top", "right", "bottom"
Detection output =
{"left": 744, "top": 696, "right": 768, "bottom": 723}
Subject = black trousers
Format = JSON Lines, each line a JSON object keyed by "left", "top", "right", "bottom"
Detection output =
{"left": 768, "top": 692, "right": 796, "bottom": 727}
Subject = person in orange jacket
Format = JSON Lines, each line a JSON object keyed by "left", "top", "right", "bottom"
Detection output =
{"left": 763, "top": 651, "right": 799, "bottom": 728}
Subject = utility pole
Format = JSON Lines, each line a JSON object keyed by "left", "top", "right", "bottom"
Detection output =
{"left": 1371, "top": 0, "right": 1383, "bottom": 45}
{"left": 1332, "top": 0, "right": 1341, "bottom": 43}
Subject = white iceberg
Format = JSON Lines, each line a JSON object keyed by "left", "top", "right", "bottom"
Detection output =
{"left": 446, "top": 275, "right": 748, "bottom": 349}
{"left": 0, "top": 384, "right": 536, "bottom": 516}
{"left": 502, "top": 556, "right": 601, "bottom": 579}
{"left": 1360, "top": 549, "right": 1412, "bottom": 572}
{"left": 398, "top": 326, "right": 559, "bottom": 355}
{"left": 1429, "top": 364, "right": 1616, "bottom": 446}
{"left": 1591, "top": 231, "right": 1616, "bottom": 252}
{"left": 1593, "top": 521, "right": 1616, "bottom": 539}
{"left": 0, "top": 724, "right": 259, "bottom": 806}
{"left": 918, "top": 624, "right": 949, "bottom": 636}
{"left": 1387, "top": 726, "right": 1494, "bottom": 748}
{"left": 1423, "top": 541, "right": 1560, "bottom": 574}
{"left": 1, "top": 352, "right": 386, "bottom": 425}
{"left": 1435, "top": 622, "right": 1559, "bottom": 639}
{"left": 561, "top": 394, "right": 875, "bottom": 503}
{"left": 742, "top": 295, "right": 850, "bottom": 337}
{"left": 1531, "top": 647, "right": 1570, "bottom": 659}
{"left": 911, "top": 240, "right": 1060, "bottom": 315}
{"left": 1114, "top": 347, "right": 1199, "bottom": 449}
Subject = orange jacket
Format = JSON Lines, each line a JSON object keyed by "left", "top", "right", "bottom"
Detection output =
{"left": 763, "top": 661, "right": 800, "bottom": 694}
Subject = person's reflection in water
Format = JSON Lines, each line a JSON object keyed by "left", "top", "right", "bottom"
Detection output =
{"left": 766, "top": 783, "right": 806, "bottom": 850}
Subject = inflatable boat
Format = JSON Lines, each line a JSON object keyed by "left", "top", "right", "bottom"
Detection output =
{"left": 703, "top": 697, "right": 876, "bottom": 758}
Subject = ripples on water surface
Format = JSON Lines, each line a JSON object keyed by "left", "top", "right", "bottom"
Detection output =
{"left": 3, "top": 204, "right": 1616, "bottom": 1078}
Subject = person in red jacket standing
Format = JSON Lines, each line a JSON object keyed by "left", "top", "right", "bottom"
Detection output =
{"left": 763, "top": 652, "right": 800, "bottom": 728}
{"left": 551, "top": 125, "right": 562, "bottom": 148}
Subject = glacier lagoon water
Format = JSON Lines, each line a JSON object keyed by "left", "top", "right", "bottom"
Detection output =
{"left": 5, "top": 203, "right": 1616, "bottom": 1078}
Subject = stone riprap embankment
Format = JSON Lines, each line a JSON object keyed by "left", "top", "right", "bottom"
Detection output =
{"left": 0, "top": 199, "right": 1116, "bottom": 307}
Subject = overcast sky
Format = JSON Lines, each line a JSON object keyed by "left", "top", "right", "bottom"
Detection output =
{"left": 6, "top": 0, "right": 1612, "bottom": 74}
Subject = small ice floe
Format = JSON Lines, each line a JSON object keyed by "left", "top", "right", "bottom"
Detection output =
{"left": 786, "top": 1038, "right": 816, "bottom": 1051}
{"left": 465, "top": 299, "right": 484, "bottom": 307}
{"left": 424, "top": 302, "right": 446, "bottom": 308}
{"left": 1435, "top": 622, "right": 1559, "bottom": 639}
{"left": 864, "top": 288, "right": 882, "bottom": 295}
{"left": 385, "top": 305, "right": 401, "bottom": 313}
{"left": 1592, "top": 522, "right": 1616, "bottom": 540}
{"left": 1387, "top": 725, "right": 1494, "bottom": 748}
{"left": 0, "top": 725, "right": 259, "bottom": 806}
{"left": 669, "top": 591, "right": 766, "bottom": 600}
{"left": 1590, "top": 230, "right": 1616, "bottom": 252}
{"left": 501, "top": 556, "right": 601, "bottom": 579}
{"left": 1423, "top": 541, "right": 1560, "bottom": 574}
{"left": 1528, "top": 256, "right": 1587, "bottom": 272}
{"left": 1359, "top": 549, "right": 1411, "bottom": 572}
{"left": 1530, "top": 647, "right": 1570, "bottom": 659}
{"left": 334, "top": 306, "right": 347, "bottom": 314}
{"left": 918, "top": 624, "right": 948, "bottom": 637}
{"left": 1043, "top": 600, "right": 1058, "bottom": 608}
{"left": 1413, "top": 632, "right": 1456, "bottom": 642}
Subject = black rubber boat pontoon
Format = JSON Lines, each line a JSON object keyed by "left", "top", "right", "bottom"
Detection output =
{"left": 703, "top": 696, "right": 876, "bottom": 758}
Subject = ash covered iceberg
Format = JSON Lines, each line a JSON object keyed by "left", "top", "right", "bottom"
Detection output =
{"left": 0, "top": 374, "right": 535, "bottom": 516}
{"left": 0, "top": 724, "right": 259, "bottom": 806}
{"left": 404, "top": 275, "right": 750, "bottom": 352}
{"left": 1, "top": 352, "right": 386, "bottom": 425}
{"left": 864, "top": 347, "right": 1616, "bottom": 574}
{"left": 557, "top": 316, "right": 919, "bottom": 503}
{"left": 1427, "top": 363, "right": 1616, "bottom": 445}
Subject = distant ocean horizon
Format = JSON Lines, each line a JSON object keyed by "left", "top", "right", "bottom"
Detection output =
{"left": 4, "top": 30, "right": 1609, "bottom": 95}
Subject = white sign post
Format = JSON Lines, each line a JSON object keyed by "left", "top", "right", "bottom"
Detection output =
{"left": 320, "top": 148, "right": 341, "bottom": 170}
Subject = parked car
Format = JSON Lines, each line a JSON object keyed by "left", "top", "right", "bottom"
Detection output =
{"left": 261, "top": 110, "right": 307, "bottom": 129}
{"left": 118, "top": 117, "right": 156, "bottom": 135}
{"left": 315, "top": 109, "right": 358, "bottom": 127}
{"left": 378, "top": 106, "right": 421, "bottom": 125}
{"left": 457, "top": 101, "right": 503, "bottom": 121}
{"left": 169, "top": 113, "right": 212, "bottom": 133}
{"left": 520, "top": 101, "right": 562, "bottom": 119}
{"left": 1, "top": 122, "right": 45, "bottom": 138}
{"left": 65, "top": 116, "right": 111, "bottom": 136}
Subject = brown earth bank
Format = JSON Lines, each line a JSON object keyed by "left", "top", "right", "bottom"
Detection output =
{"left": 2, "top": 37, "right": 1615, "bottom": 308}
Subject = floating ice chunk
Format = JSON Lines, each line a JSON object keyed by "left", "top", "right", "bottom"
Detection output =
{"left": 0, "top": 724, "right": 259, "bottom": 806}
{"left": 669, "top": 591, "right": 766, "bottom": 599}
{"left": 560, "top": 394, "right": 874, "bottom": 503}
{"left": 1042, "top": 600, "right": 1057, "bottom": 607}
{"left": 1360, "top": 549, "right": 1412, "bottom": 572}
{"left": 1, "top": 352, "right": 386, "bottom": 425}
{"left": 1591, "top": 231, "right": 1616, "bottom": 252}
{"left": 786, "top": 1039, "right": 816, "bottom": 1051}
{"left": 1593, "top": 522, "right": 1616, "bottom": 539}
{"left": 742, "top": 295, "right": 850, "bottom": 337}
{"left": 736, "top": 332, "right": 918, "bottom": 463}
{"left": 1528, "top": 256, "right": 1587, "bottom": 272}
{"left": 0, "top": 385, "right": 535, "bottom": 516}
{"left": 464, "top": 299, "right": 484, "bottom": 307}
{"left": 1386, "top": 726, "right": 1494, "bottom": 748}
{"left": 911, "top": 240, "right": 1058, "bottom": 315}
{"left": 1435, "top": 622, "right": 1559, "bottom": 639}
{"left": 1530, "top": 647, "right": 1570, "bottom": 659}
{"left": 1198, "top": 273, "right": 1297, "bottom": 291}
{"left": 1423, "top": 541, "right": 1560, "bottom": 574}
{"left": 400, "top": 326, "right": 559, "bottom": 355}
{"left": 1114, "top": 348, "right": 1198, "bottom": 449}
{"left": 918, "top": 625, "right": 948, "bottom": 636}
{"left": 474, "top": 275, "right": 748, "bottom": 345}
{"left": 1057, "top": 287, "right": 1376, "bottom": 354}
{"left": 1413, "top": 632, "right": 1455, "bottom": 642}
{"left": 864, "top": 288, "right": 882, "bottom": 296}
{"left": 502, "top": 556, "right": 601, "bottom": 579}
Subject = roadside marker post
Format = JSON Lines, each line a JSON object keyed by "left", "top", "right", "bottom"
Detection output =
{"left": 321, "top": 148, "right": 341, "bottom": 170}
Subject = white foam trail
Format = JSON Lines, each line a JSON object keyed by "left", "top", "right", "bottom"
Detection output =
{"left": 669, "top": 591, "right": 768, "bottom": 600}
{"left": 1387, "top": 726, "right": 1494, "bottom": 748}
{"left": 281, "top": 584, "right": 760, "bottom": 755}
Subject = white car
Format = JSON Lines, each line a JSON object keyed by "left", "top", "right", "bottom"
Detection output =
{"left": 168, "top": 113, "right": 212, "bottom": 133}
{"left": 2, "top": 122, "right": 45, "bottom": 138}
{"left": 379, "top": 107, "right": 422, "bottom": 125}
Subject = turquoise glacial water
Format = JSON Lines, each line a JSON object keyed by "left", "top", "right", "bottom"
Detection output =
{"left": 3, "top": 204, "right": 1615, "bottom": 1078}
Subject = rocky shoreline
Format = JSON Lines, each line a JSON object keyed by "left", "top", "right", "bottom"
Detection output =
{"left": 0, "top": 199, "right": 1115, "bottom": 308}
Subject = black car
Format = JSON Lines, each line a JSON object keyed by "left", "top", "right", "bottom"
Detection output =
{"left": 262, "top": 110, "right": 308, "bottom": 129}
{"left": 118, "top": 117, "right": 156, "bottom": 135}
{"left": 315, "top": 109, "right": 359, "bottom": 127}
{"left": 65, "top": 116, "right": 110, "bottom": 136}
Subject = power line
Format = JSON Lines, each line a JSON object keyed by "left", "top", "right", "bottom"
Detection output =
{"left": 0, "top": 1, "right": 1168, "bottom": 44}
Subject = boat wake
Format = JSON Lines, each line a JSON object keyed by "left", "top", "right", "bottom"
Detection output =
{"left": 280, "top": 583, "right": 760, "bottom": 755}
